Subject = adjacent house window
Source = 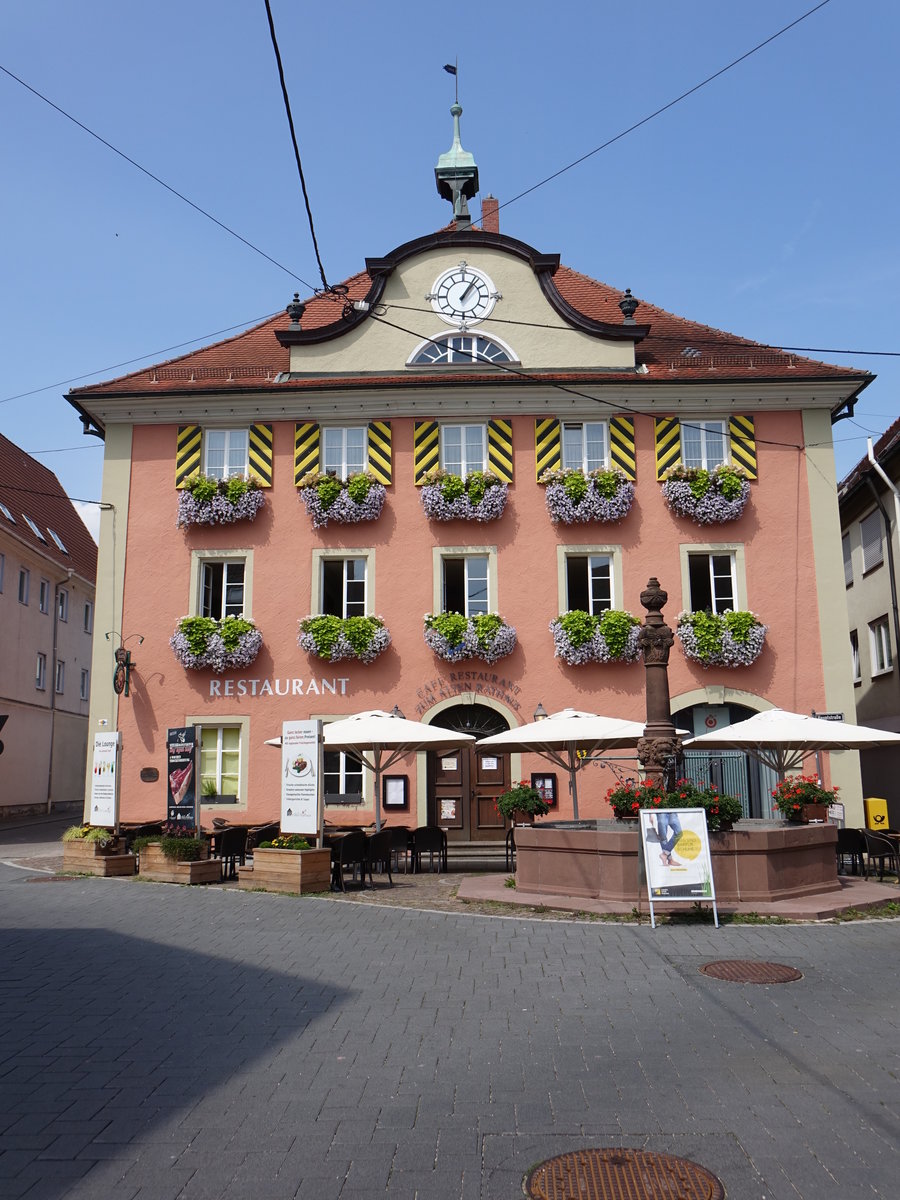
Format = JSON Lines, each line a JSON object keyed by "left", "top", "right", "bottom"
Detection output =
{"left": 321, "top": 557, "right": 367, "bottom": 617}
{"left": 55, "top": 661, "right": 65, "bottom": 694}
{"left": 39, "top": 579, "right": 50, "bottom": 614}
{"left": 18, "top": 569, "right": 29, "bottom": 605}
{"left": 850, "top": 630, "right": 860, "bottom": 683}
{"left": 83, "top": 601, "right": 93, "bottom": 634}
{"left": 322, "top": 427, "right": 366, "bottom": 478}
{"left": 681, "top": 420, "right": 727, "bottom": 470}
{"left": 0, "top": 502, "right": 15, "bottom": 524}
{"left": 203, "top": 429, "right": 249, "bottom": 480}
{"left": 842, "top": 533, "right": 853, "bottom": 587}
{"left": 409, "top": 333, "right": 513, "bottom": 366}
{"left": 562, "top": 422, "right": 609, "bottom": 472}
{"left": 36, "top": 653, "right": 47, "bottom": 690}
{"left": 442, "top": 554, "right": 489, "bottom": 615}
{"left": 80, "top": 668, "right": 90, "bottom": 700}
{"left": 687, "top": 552, "right": 737, "bottom": 613}
{"left": 200, "top": 726, "right": 241, "bottom": 800}
{"left": 441, "top": 424, "right": 486, "bottom": 475}
{"left": 200, "top": 561, "right": 246, "bottom": 619}
{"left": 47, "top": 528, "right": 68, "bottom": 554}
{"left": 860, "top": 510, "right": 884, "bottom": 573}
{"left": 870, "top": 617, "right": 893, "bottom": 675}
{"left": 565, "top": 554, "right": 613, "bottom": 613}
{"left": 58, "top": 588, "right": 69, "bottom": 622}
{"left": 323, "top": 750, "right": 364, "bottom": 804}
{"left": 23, "top": 515, "right": 47, "bottom": 543}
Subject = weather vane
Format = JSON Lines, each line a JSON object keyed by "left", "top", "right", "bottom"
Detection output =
{"left": 442, "top": 60, "right": 458, "bottom": 103}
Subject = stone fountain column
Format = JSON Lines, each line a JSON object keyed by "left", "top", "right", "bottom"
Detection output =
{"left": 636, "top": 578, "right": 682, "bottom": 786}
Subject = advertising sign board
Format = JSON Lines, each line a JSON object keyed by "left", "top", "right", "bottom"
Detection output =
{"left": 639, "top": 807, "right": 719, "bottom": 928}
{"left": 167, "top": 727, "right": 199, "bottom": 828}
{"left": 281, "top": 720, "right": 321, "bottom": 836}
{"left": 90, "top": 731, "right": 121, "bottom": 828}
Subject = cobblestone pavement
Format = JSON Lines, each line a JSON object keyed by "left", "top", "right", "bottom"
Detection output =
{"left": 1, "top": 857, "right": 899, "bottom": 1200}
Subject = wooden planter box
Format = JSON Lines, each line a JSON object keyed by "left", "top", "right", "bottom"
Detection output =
{"left": 238, "top": 846, "right": 332, "bottom": 894}
{"left": 62, "top": 838, "right": 136, "bottom": 877}
{"left": 138, "top": 843, "right": 221, "bottom": 885}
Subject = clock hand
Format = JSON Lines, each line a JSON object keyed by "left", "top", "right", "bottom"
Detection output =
{"left": 459, "top": 281, "right": 477, "bottom": 304}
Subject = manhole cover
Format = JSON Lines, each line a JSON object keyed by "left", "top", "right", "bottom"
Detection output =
{"left": 699, "top": 959, "right": 802, "bottom": 984}
{"left": 525, "top": 1149, "right": 724, "bottom": 1200}
{"left": 25, "top": 875, "right": 78, "bottom": 883}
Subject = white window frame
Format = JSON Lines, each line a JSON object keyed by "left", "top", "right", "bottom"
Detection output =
{"left": 39, "top": 579, "right": 50, "bottom": 614}
{"left": 869, "top": 617, "right": 893, "bottom": 676}
{"left": 36, "top": 652, "right": 47, "bottom": 691}
{"left": 860, "top": 510, "right": 884, "bottom": 574}
{"left": 311, "top": 548, "right": 374, "bottom": 618}
{"left": 557, "top": 545, "right": 623, "bottom": 616}
{"left": 321, "top": 426, "right": 367, "bottom": 478}
{"left": 850, "top": 630, "right": 860, "bottom": 684}
{"left": 189, "top": 550, "right": 254, "bottom": 620}
{"left": 681, "top": 419, "right": 728, "bottom": 470}
{"left": 433, "top": 545, "right": 498, "bottom": 617}
{"left": 58, "top": 588, "right": 68, "bottom": 622}
{"left": 189, "top": 716, "right": 250, "bottom": 808}
{"left": 200, "top": 560, "right": 246, "bottom": 620}
{"left": 47, "top": 528, "right": 68, "bottom": 554}
{"left": 55, "top": 660, "right": 65, "bottom": 694}
{"left": 0, "top": 502, "right": 15, "bottom": 524}
{"left": 23, "top": 514, "right": 47, "bottom": 543}
{"left": 80, "top": 668, "right": 90, "bottom": 701}
{"left": 680, "top": 543, "right": 748, "bottom": 614}
{"left": 83, "top": 601, "right": 93, "bottom": 634}
{"left": 203, "top": 428, "right": 249, "bottom": 481}
{"left": 440, "top": 423, "right": 487, "bottom": 476}
{"left": 407, "top": 332, "right": 516, "bottom": 367}
{"left": 323, "top": 749, "right": 364, "bottom": 805}
{"left": 561, "top": 421, "right": 609, "bottom": 472}
{"left": 18, "top": 569, "right": 29, "bottom": 606}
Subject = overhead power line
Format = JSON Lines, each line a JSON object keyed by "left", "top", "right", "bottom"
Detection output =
{"left": 494, "top": 1, "right": 833, "bottom": 214}
{"left": 0, "top": 62, "right": 318, "bottom": 290}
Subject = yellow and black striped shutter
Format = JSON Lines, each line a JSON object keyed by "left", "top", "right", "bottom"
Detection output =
{"left": 294, "top": 423, "right": 320, "bottom": 485}
{"left": 367, "top": 421, "right": 392, "bottom": 485}
{"left": 487, "top": 419, "right": 513, "bottom": 482}
{"left": 729, "top": 415, "right": 757, "bottom": 479}
{"left": 655, "top": 417, "right": 681, "bottom": 479}
{"left": 414, "top": 420, "right": 439, "bottom": 484}
{"left": 609, "top": 416, "right": 636, "bottom": 480}
{"left": 248, "top": 423, "right": 273, "bottom": 487}
{"left": 534, "top": 418, "right": 561, "bottom": 479}
{"left": 175, "top": 425, "right": 201, "bottom": 488}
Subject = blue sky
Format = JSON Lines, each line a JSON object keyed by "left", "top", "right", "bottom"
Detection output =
{"left": 2, "top": 1, "right": 897, "bottom": 537}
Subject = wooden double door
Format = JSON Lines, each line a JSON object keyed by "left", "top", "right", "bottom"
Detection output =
{"left": 433, "top": 743, "right": 509, "bottom": 843}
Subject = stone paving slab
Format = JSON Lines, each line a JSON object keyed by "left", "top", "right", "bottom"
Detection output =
{"left": 1, "top": 859, "right": 899, "bottom": 1199}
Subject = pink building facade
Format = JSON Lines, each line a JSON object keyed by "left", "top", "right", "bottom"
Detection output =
{"left": 70, "top": 223, "right": 869, "bottom": 833}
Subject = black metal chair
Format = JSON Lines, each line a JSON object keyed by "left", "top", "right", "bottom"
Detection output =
{"left": 365, "top": 829, "right": 394, "bottom": 887}
{"left": 121, "top": 822, "right": 163, "bottom": 852}
{"left": 330, "top": 830, "right": 369, "bottom": 892}
{"left": 863, "top": 831, "right": 900, "bottom": 882}
{"left": 411, "top": 825, "right": 447, "bottom": 874}
{"left": 246, "top": 822, "right": 280, "bottom": 853}
{"left": 835, "top": 828, "right": 867, "bottom": 877}
{"left": 388, "top": 825, "right": 412, "bottom": 874}
{"left": 505, "top": 827, "right": 516, "bottom": 872}
{"left": 215, "top": 826, "right": 248, "bottom": 879}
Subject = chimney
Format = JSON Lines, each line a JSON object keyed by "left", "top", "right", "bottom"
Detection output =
{"left": 481, "top": 195, "right": 499, "bottom": 234}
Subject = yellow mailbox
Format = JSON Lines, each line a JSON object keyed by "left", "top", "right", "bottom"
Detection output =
{"left": 864, "top": 797, "right": 890, "bottom": 830}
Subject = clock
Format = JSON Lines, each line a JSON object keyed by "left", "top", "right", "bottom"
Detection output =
{"left": 427, "top": 262, "right": 500, "bottom": 326}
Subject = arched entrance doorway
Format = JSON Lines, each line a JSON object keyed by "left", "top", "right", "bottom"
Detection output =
{"left": 428, "top": 704, "right": 511, "bottom": 842}
{"left": 674, "top": 701, "right": 778, "bottom": 818}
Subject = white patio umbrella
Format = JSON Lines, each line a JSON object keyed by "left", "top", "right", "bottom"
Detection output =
{"left": 478, "top": 708, "right": 650, "bottom": 820}
{"left": 685, "top": 707, "right": 900, "bottom": 780}
{"left": 322, "top": 709, "right": 475, "bottom": 831}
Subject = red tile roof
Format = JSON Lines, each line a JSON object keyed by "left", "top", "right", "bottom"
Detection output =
{"left": 839, "top": 413, "right": 900, "bottom": 494}
{"left": 0, "top": 434, "right": 98, "bottom": 582}
{"left": 69, "top": 245, "right": 868, "bottom": 403}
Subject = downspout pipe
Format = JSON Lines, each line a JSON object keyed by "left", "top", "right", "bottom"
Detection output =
{"left": 865, "top": 439, "right": 900, "bottom": 692}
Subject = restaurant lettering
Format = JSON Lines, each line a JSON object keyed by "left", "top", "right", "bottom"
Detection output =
{"left": 208, "top": 676, "right": 351, "bottom": 698}
{"left": 415, "top": 672, "right": 521, "bottom": 716}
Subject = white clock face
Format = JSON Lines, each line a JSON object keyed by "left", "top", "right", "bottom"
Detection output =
{"left": 428, "top": 263, "right": 500, "bottom": 326}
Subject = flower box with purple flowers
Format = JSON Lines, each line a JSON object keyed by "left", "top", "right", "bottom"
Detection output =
{"left": 423, "top": 611, "right": 517, "bottom": 664}
{"left": 176, "top": 474, "right": 265, "bottom": 528}
{"left": 676, "top": 609, "right": 767, "bottom": 668}
{"left": 549, "top": 609, "right": 641, "bottom": 666}
{"left": 298, "top": 614, "right": 391, "bottom": 664}
{"left": 661, "top": 463, "right": 750, "bottom": 524}
{"left": 171, "top": 615, "right": 262, "bottom": 673}
{"left": 539, "top": 467, "right": 634, "bottom": 524}
{"left": 420, "top": 468, "right": 508, "bottom": 523}
{"left": 297, "top": 470, "right": 386, "bottom": 530}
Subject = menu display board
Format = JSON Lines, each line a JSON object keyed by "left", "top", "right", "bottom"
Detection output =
{"left": 89, "top": 732, "right": 121, "bottom": 827}
{"left": 281, "top": 720, "right": 321, "bottom": 836}
{"left": 167, "top": 727, "right": 199, "bottom": 829}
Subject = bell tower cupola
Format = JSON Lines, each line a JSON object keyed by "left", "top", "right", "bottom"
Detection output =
{"left": 435, "top": 102, "right": 479, "bottom": 230}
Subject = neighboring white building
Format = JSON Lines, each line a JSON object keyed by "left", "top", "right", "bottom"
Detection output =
{"left": 838, "top": 416, "right": 900, "bottom": 807}
{"left": 0, "top": 434, "right": 98, "bottom": 817}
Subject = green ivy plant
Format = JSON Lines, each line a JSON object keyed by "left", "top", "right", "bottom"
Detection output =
{"left": 557, "top": 610, "right": 639, "bottom": 656}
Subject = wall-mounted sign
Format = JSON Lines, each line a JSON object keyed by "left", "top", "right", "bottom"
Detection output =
{"left": 481, "top": 756, "right": 499, "bottom": 771}
{"left": 383, "top": 775, "right": 409, "bottom": 811}
{"left": 440, "top": 798, "right": 457, "bottom": 821}
{"left": 90, "top": 732, "right": 121, "bottom": 827}
{"left": 441, "top": 757, "right": 457, "bottom": 771}
{"left": 140, "top": 767, "right": 159, "bottom": 783}
{"left": 167, "top": 727, "right": 199, "bottom": 829}
{"left": 281, "top": 720, "right": 321, "bottom": 836}
{"left": 208, "top": 676, "right": 352, "bottom": 699}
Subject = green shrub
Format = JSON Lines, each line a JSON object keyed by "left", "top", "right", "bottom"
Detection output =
{"left": 61, "top": 825, "right": 113, "bottom": 844}
{"left": 159, "top": 836, "right": 203, "bottom": 862}
{"left": 259, "top": 835, "right": 311, "bottom": 850}
{"left": 426, "top": 610, "right": 469, "bottom": 647}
